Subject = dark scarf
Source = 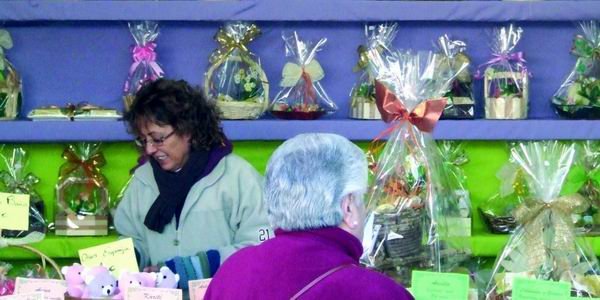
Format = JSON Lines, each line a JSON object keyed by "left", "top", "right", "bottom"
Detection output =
{"left": 144, "top": 140, "right": 233, "bottom": 233}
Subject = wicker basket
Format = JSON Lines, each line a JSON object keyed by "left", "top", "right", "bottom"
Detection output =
{"left": 484, "top": 71, "right": 528, "bottom": 119}
{"left": 7, "top": 244, "right": 64, "bottom": 280}
{"left": 205, "top": 55, "right": 269, "bottom": 120}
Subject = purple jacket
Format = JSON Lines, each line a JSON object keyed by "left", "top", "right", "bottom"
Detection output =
{"left": 205, "top": 227, "right": 413, "bottom": 300}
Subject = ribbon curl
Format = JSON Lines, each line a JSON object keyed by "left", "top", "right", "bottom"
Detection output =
{"left": 374, "top": 80, "right": 446, "bottom": 132}
{"left": 209, "top": 24, "right": 260, "bottom": 64}
{"left": 513, "top": 194, "right": 588, "bottom": 270}
{"left": 475, "top": 51, "right": 528, "bottom": 79}
{"left": 128, "top": 42, "right": 164, "bottom": 81}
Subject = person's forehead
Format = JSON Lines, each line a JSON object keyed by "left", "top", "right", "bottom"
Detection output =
{"left": 138, "top": 118, "right": 172, "bottom": 135}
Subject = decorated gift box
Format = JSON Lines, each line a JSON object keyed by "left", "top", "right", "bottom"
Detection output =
{"left": 479, "top": 24, "right": 529, "bottom": 120}
{"left": 270, "top": 32, "right": 337, "bottom": 120}
{"left": 28, "top": 102, "right": 121, "bottom": 121}
{"left": 484, "top": 142, "right": 600, "bottom": 299}
{"left": 361, "top": 49, "right": 470, "bottom": 286}
{"left": 349, "top": 23, "right": 398, "bottom": 120}
{"left": 122, "top": 21, "right": 165, "bottom": 112}
{"left": 205, "top": 22, "right": 269, "bottom": 120}
{"left": 0, "top": 29, "right": 22, "bottom": 120}
{"left": 552, "top": 21, "right": 600, "bottom": 119}
{"left": 0, "top": 147, "right": 46, "bottom": 244}
{"left": 55, "top": 143, "right": 110, "bottom": 236}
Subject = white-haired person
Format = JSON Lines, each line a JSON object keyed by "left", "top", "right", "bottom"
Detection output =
{"left": 205, "top": 133, "right": 413, "bottom": 299}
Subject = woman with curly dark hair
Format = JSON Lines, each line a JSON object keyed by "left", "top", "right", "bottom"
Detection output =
{"left": 114, "top": 79, "right": 271, "bottom": 287}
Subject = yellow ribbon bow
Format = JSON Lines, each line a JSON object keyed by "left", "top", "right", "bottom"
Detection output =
{"left": 280, "top": 60, "right": 324, "bottom": 87}
{"left": 209, "top": 24, "right": 261, "bottom": 64}
{"left": 512, "top": 194, "right": 588, "bottom": 270}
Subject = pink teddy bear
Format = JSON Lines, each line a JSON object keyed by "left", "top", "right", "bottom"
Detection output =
{"left": 113, "top": 271, "right": 156, "bottom": 299}
{"left": 61, "top": 263, "right": 85, "bottom": 298}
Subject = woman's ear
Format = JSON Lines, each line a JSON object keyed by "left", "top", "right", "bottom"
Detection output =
{"left": 341, "top": 194, "right": 360, "bottom": 229}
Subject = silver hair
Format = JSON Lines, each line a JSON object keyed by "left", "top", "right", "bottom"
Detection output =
{"left": 264, "top": 133, "right": 367, "bottom": 231}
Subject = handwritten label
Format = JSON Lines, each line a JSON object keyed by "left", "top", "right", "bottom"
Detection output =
{"left": 0, "top": 192, "right": 30, "bottom": 231}
{"left": 0, "top": 292, "right": 45, "bottom": 300}
{"left": 411, "top": 271, "right": 469, "bottom": 300}
{"left": 79, "top": 238, "right": 138, "bottom": 277}
{"left": 189, "top": 278, "right": 212, "bottom": 300}
{"left": 126, "top": 286, "right": 182, "bottom": 300}
{"left": 512, "top": 278, "right": 570, "bottom": 300}
{"left": 14, "top": 277, "right": 67, "bottom": 300}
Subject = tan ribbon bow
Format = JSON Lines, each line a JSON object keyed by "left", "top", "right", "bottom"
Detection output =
{"left": 513, "top": 194, "right": 588, "bottom": 270}
{"left": 209, "top": 24, "right": 261, "bottom": 64}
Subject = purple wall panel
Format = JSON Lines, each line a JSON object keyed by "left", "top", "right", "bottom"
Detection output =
{"left": 4, "top": 21, "right": 579, "bottom": 120}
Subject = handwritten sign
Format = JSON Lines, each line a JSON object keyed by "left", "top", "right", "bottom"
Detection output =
{"left": 0, "top": 192, "right": 30, "bottom": 231}
{"left": 512, "top": 278, "right": 570, "bottom": 300}
{"left": 411, "top": 271, "right": 469, "bottom": 300}
{"left": 126, "top": 287, "right": 182, "bottom": 300}
{"left": 0, "top": 292, "right": 45, "bottom": 300}
{"left": 14, "top": 277, "right": 67, "bottom": 300}
{"left": 78, "top": 238, "right": 138, "bottom": 277}
{"left": 189, "top": 278, "right": 212, "bottom": 300}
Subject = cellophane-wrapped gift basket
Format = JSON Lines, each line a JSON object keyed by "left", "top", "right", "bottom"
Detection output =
{"left": 205, "top": 22, "right": 269, "bottom": 119}
{"left": 270, "top": 32, "right": 337, "bottom": 120}
{"left": 566, "top": 141, "right": 600, "bottom": 234}
{"left": 0, "top": 147, "right": 46, "bottom": 244}
{"left": 435, "top": 35, "right": 475, "bottom": 119}
{"left": 479, "top": 150, "right": 529, "bottom": 234}
{"left": 437, "top": 141, "right": 472, "bottom": 237}
{"left": 480, "top": 24, "right": 529, "bottom": 119}
{"left": 552, "top": 21, "right": 600, "bottom": 119}
{"left": 361, "top": 48, "right": 470, "bottom": 286}
{"left": 122, "top": 21, "right": 164, "bottom": 112}
{"left": 349, "top": 23, "right": 398, "bottom": 120}
{"left": 484, "top": 141, "right": 600, "bottom": 299}
{"left": 55, "top": 143, "right": 110, "bottom": 236}
{"left": 0, "top": 29, "right": 22, "bottom": 120}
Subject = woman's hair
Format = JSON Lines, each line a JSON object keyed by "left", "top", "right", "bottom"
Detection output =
{"left": 124, "top": 79, "right": 224, "bottom": 150}
{"left": 264, "top": 133, "right": 367, "bottom": 231}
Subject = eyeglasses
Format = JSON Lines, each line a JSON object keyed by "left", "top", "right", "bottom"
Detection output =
{"left": 134, "top": 130, "right": 176, "bottom": 147}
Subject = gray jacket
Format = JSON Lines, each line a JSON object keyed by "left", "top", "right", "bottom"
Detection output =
{"left": 114, "top": 154, "right": 271, "bottom": 268}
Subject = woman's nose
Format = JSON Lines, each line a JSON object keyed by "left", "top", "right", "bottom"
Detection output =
{"left": 145, "top": 142, "right": 158, "bottom": 155}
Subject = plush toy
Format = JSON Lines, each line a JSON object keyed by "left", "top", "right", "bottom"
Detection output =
{"left": 61, "top": 263, "right": 85, "bottom": 298}
{"left": 81, "top": 266, "right": 117, "bottom": 299}
{"left": 156, "top": 266, "right": 180, "bottom": 289}
{"left": 113, "top": 271, "right": 157, "bottom": 299}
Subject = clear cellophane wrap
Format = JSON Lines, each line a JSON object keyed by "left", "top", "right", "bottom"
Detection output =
{"left": 270, "top": 32, "right": 337, "bottom": 120}
{"left": 552, "top": 21, "right": 600, "bottom": 119}
{"left": 123, "top": 21, "right": 164, "bottom": 111}
{"left": 360, "top": 49, "right": 470, "bottom": 286}
{"left": 0, "top": 29, "right": 22, "bottom": 120}
{"left": 349, "top": 23, "right": 398, "bottom": 119}
{"left": 484, "top": 141, "right": 600, "bottom": 299}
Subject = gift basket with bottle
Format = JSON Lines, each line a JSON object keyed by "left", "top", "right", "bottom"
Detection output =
{"left": 484, "top": 141, "right": 600, "bottom": 299}
{"left": 205, "top": 22, "right": 269, "bottom": 119}
{"left": 0, "top": 147, "right": 46, "bottom": 245}
{"left": 54, "top": 143, "right": 110, "bottom": 236}
{"left": 479, "top": 24, "right": 529, "bottom": 119}
{"left": 270, "top": 32, "right": 337, "bottom": 120}
{"left": 435, "top": 35, "right": 475, "bottom": 119}
{"left": 122, "top": 21, "right": 164, "bottom": 112}
{"left": 552, "top": 21, "right": 600, "bottom": 119}
{"left": 437, "top": 141, "right": 472, "bottom": 236}
{"left": 360, "top": 48, "right": 470, "bottom": 286}
{"left": 0, "top": 29, "right": 22, "bottom": 120}
{"left": 349, "top": 23, "right": 398, "bottom": 120}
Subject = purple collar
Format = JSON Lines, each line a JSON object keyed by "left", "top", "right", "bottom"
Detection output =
{"left": 274, "top": 227, "right": 364, "bottom": 261}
